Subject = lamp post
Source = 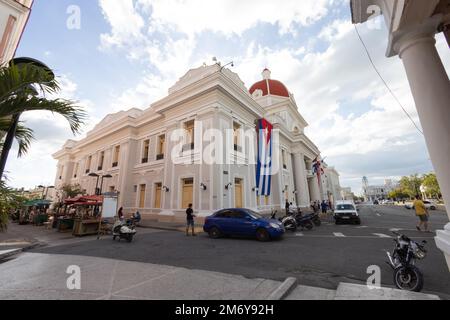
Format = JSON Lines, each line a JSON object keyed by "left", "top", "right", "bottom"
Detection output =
{"left": 0, "top": 58, "right": 55, "bottom": 180}
{"left": 38, "top": 185, "right": 55, "bottom": 200}
{"left": 88, "top": 173, "right": 100, "bottom": 195}
{"left": 99, "top": 174, "right": 113, "bottom": 195}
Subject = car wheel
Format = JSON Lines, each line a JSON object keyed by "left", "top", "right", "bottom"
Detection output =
{"left": 335, "top": 219, "right": 341, "bottom": 225}
{"left": 256, "top": 228, "right": 270, "bottom": 242}
{"left": 208, "top": 227, "right": 222, "bottom": 239}
{"left": 354, "top": 219, "right": 361, "bottom": 225}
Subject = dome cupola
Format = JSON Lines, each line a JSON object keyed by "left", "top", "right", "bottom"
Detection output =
{"left": 249, "top": 68, "right": 290, "bottom": 98}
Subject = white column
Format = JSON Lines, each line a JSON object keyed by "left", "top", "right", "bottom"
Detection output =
{"left": 395, "top": 30, "right": 450, "bottom": 270}
{"left": 293, "top": 153, "right": 309, "bottom": 207}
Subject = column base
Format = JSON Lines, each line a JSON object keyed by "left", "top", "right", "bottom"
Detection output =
{"left": 435, "top": 223, "right": 450, "bottom": 272}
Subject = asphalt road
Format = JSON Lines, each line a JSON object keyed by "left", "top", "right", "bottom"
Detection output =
{"left": 28, "top": 205, "right": 450, "bottom": 297}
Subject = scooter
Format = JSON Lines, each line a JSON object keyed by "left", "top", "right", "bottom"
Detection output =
{"left": 112, "top": 220, "right": 137, "bottom": 242}
{"left": 270, "top": 210, "right": 297, "bottom": 232}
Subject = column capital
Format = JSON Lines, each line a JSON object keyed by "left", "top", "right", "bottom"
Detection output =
{"left": 389, "top": 14, "right": 442, "bottom": 57}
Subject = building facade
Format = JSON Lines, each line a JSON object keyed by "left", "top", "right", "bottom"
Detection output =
{"left": 53, "top": 65, "right": 341, "bottom": 220}
{"left": 0, "top": 0, "right": 33, "bottom": 64}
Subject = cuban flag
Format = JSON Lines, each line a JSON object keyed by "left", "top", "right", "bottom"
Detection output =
{"left": 256, "top": 119, "right": 273, "bottom": 197}
{"left": 312, "top": 157, "right": 325, "bottom": 186}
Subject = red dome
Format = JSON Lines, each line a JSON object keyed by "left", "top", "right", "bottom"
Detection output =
{"left": 249, "top": 69, "right": 290, "bottom": 98}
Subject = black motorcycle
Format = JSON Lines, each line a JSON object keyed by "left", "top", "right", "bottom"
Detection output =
{"left": 293, "top": 208, "right": 321, "bottom": 227}
{"left": 386, "top": 232, "right": 427, "bottom": 292}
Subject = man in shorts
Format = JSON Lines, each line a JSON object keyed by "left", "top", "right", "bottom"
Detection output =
{"left": 413, "top": 195, "right": 430, "bottom": 232}
{"left": 186, "top": 204, "right": 196, "bottom": 236}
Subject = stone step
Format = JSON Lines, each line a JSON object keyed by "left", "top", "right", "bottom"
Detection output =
{"left": 284, "top": 285, "right": 337, "bottom": 300}
{"left": 334, "top": 283, "right": 441, "bottom": 300}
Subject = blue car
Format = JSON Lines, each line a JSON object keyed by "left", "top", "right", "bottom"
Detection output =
{"left": 203, "top": 208, "right": 285, "bottom": 241}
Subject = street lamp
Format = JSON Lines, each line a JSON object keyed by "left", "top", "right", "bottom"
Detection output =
{"left": 99, "top": 174, "right": 113, "bottom": 195}
{"left": 88, "top": 173, "right": 100, "bottom": 195}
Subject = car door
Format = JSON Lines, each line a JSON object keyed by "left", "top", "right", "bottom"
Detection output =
{"left": 216, "top": 210, "right": 234, "bottom": 234}
{"left": 231, "top": 210, "right": 257, "bottom": 236}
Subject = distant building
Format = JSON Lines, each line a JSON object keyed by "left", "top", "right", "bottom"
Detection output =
{"left": 0, "top": 0, "right": 33, "bottom": 64}
{"left": 324, "top": 166, "right": 341, "bottom": 205}
{"left": 340, "top": 187, "right": 355, "bottom": 201}
{"left": 362, "top": 177, "right": 398, "bottom": 202}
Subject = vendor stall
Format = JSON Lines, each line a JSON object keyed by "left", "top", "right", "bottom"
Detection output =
{"left": 21, "top": 199, "right": 52, "bottom": 226}
{"left": 69, "top": 195, "right": 104, "bottom": 237}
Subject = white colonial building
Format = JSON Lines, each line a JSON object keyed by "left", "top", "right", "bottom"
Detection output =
{"left": 0, "top": 0, "right": 33, "bottom": 65}
{"left": 53, "top": 65, "right": 341, "bottom": 220}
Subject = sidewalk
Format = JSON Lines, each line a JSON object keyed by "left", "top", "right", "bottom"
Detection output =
{"left": 139, "top": 219, "right": 204, "bottom": 234}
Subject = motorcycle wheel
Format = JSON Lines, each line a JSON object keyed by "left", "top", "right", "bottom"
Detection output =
{"left": 284, "top": 222, "right": 297, "bottom": 232}
{"left": 304, "top": 222, "right": 314, "bottom": 230}
{"left": 126, "top": 234, "right": 134, "bottom": 243}
{"left": 393, "top": 266, "right": 424, "bottom": 292}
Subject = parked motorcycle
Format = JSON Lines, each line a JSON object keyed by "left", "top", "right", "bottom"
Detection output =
{"left": 112, "top": 220, "right": 137, "bottom": 242}
{"left": 386, "top": 232, "right": 427, "bottom": 292}
{"left": 270, "top": 210, "right": 297, "bottom": 232}
{"left": 292, "top": 212, "right": 314, "bottom": 231}
{"left": 291, "top": 207, "right": 321, "bottom": 227}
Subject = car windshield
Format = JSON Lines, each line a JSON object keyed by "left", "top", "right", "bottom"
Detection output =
{"left": 336, "top": 204, "right": 355, "bottom": 211}
{"left": 244, "top": 209, "right": 263, "bottom": 220}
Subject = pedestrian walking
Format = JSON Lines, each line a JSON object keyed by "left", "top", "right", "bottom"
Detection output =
{"left": 413, "top": 195, "right": 430, "bottom": 232}
{"left": 285, "top": 200, "right": 290, "bottom": 216}
{"left": 118, "top": 207, "right": 124, "bottom": 221}
{"left": 186, "top": 204, "right": 196, "bottom": 236}
{"left": 321, "top": 200, "right": 328, "bottom": 214}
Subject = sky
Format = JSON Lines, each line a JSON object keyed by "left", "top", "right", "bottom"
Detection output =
{"left": 6, "top": 0, "right": 450, "bottom": 195}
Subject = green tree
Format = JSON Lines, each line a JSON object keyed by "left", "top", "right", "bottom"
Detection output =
{"left": 0, "top": 62, "right": 86, "bottom": 178}
{"left": 0, "top": 180, "right": 27, "bottom": 232}
{"left": 61, "top": 184, "right": 84, "bottom": 199}
{"left": 388, "top": 189, "right": 410, "bottom": 200}
{"left": 399, "top": 174, "right": 423, "bottom": 198}
{"left": 422, "top": 173, "right": 441, "bottom": 199}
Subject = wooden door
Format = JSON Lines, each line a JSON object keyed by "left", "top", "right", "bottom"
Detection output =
{"left": 155, "top": 183, "right": 162, "bottom": 208}
{"left": 182, "top": 179, "right": 194, "bottom": 209}
{"left": 139, "top": 184, "right": 146, "bottom": 208}
{"left": 235, "top": 178, "right": 243, "bottom": 208}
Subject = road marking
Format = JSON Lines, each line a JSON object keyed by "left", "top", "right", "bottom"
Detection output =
{"left": 357, "top": 226, "right": 368, "bottom": 229}
{"left": 376, "top": 214, "right": 381, "bottom": 217}
{"left": 373, "top": 233, "right": 392, "bottom": 238}
{"left": 389, "top": 228, "right": 401, "bottom": 232}
{"left": 295, "top": 233, "right": 304, "bottom": 237}
{"left": 333, "top": 232, "right": 346, "bottom": 237}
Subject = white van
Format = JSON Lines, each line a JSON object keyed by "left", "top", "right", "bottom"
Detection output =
{"left": 334, "top": 200, "right": 361, "bottom": 225}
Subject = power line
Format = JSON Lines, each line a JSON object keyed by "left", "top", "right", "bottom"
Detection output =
{"left": 353, "top": 25, "right": 424, "bottom": 136}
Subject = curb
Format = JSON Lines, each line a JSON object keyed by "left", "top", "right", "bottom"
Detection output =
{"left": 0, "top": 242, "right": 42, "bottom": 260}
{"left": 267, "top": 277, "right": 298, "bottom": 300}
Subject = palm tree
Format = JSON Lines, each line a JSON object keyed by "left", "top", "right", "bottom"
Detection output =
{"left": 0, "top": 60, "right": 86, "bottom": 178}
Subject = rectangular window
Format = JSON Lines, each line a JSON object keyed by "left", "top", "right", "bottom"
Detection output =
{"left": 98, "top": 152, "right": 104, "bottom": 171}
{"left": 73, "top": 163, "right": 79, "bottom": 178}
{"left": 113, "top": 146, "right": 120, "bottom": 167}
{"left": 156, "top": 135, "right": 165, "bottom": 160}
{"left": 233, "top": 122, "right": 242, "bottom": 152}
{"left": 0, "top": 15, "right": 16, "bottom": 62}
{"left": 183, "top": 120, "right": 195, "bottom": 151}
{"left": 85, "top": 156, "right": 92, "bottom": 174}
{"left": 282, "top": 150, "right": 287, "bottom": 169}
{"left": 142, "top": 140, "right": 149, "bottom": 163}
